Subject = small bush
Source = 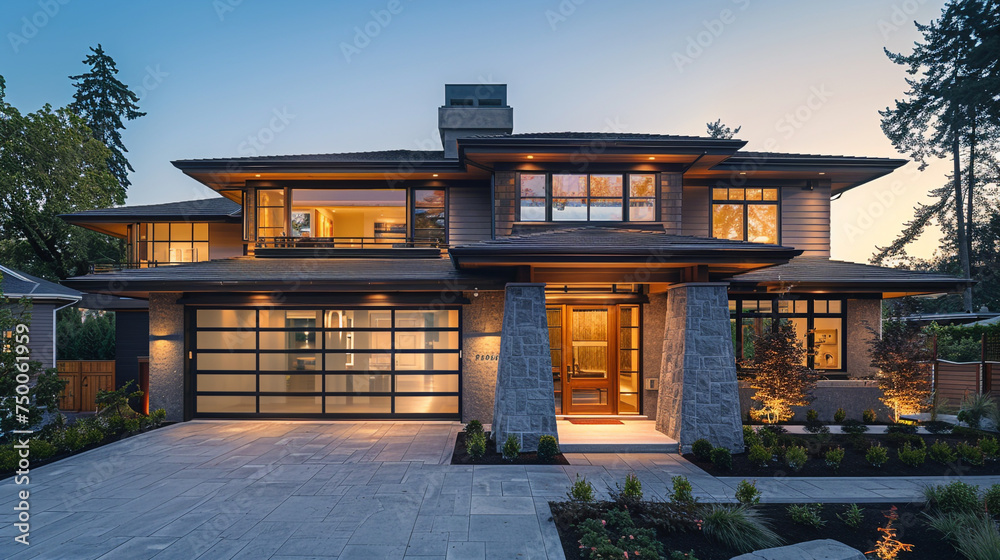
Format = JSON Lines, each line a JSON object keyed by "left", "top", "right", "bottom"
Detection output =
{"left": 465, "top": 419, "right": 483, "bottom": 436}
{"left": 922, "top": 420, "right": 953, "bottom": 434}
{"left": 691, "top": 439, "right": 713, "bottom": 461}
{"left": 748, "top": 444, "right": 771, "bottom": 468}
{"left": 787, "top": 503, "right": 826, "bottom": 528}
{"left": 862, "top": 409, "right": 877, "bottom": 423}
{"left": 924, "top": 481, "right": 981, "bottom": 514}
{"left": 702, "top": 505, "right": 784, "bottom": 553}
{"left": 929, "top": 440, "right": 958, "bottom": 464}
{"left": 803, "top": 411, "right": 829, "bottom": 435}
{"left": 841, "top": 419, "right": 869, "bottom": 436}
{"left": 576, "top": 507, "right": 662, "bottom": 560}
{"left": 897, "top": 442, "right": 926, "bottom": 467}
{"left": 824, "top": 447, "right": 845, "bottom": 470}
{"left": 150, "top": 408, "right": 167, "bottom": 425}
{"left": 833, "top": 408, "right": 847, "bottom": 423}
{"left": 29, "top": 439, "right": 57, "bottom": 460}
{"left": 978, "top": 436, "right": 999, "bottom": 460}
{"left": 866, "top": 444, "right": 889, "bottom": 468}
{"left": 0, "top": 445, "right": 16, "bottom": 472}
{"left": 466, "top": 432, "right": 486, "bottom": 460}
{"left": 536, "top": 435, "right": 559, "bottom": 463}
{"left": 711, "top": 447, "right": 733, "bottom": 471}
{"left": 502, "top": 434, "right": 520, "bottom": 461}
{"left": 785, "top": 446, "right": 808, "bottom": 472}
{"left": 957, "top": 441, "right": 985, "bottom": 466}
{"left": 669, "top": 475, "right": 695, "bottom": 506}
{"left": 836, "top": 503, "right": 865, "bottom": 528}
{"left": 886, "top": 422, "right": 918, "bottom": 435}
{"left": 734, "top": 480, "right": 761, "bottom": 506}
{"left": 621, "top": 473, "right": 643, "bottom": 502}
{"left": 984, "top": 484, "right": 1000, "bottom": 519}
{"left": 742, "top": 426, "right": 761, "bottom": 449}
{"left": 757, "top": 427, "right": 778, "bottom": 448}
{"left": 567, "top": 474, "right": 594, "bottom": 502}
{"left": 806, "top": 409, "right": 819, "bottom": 422}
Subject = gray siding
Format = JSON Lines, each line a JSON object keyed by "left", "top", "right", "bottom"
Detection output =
{"left": 780, "top": 183, "right": 831, "bottom": 256}
{"left": 4, "top": 301, "right": 58, "bottom": 371}
{"left": 660, "top": 173, "right": 682, "bottom": 235}
{"left": 209, "top": 223, "right": 245, "bottom": 260}
{"left": 494, "top": 171, "right": 516, "bottom": 237}
{"left": 681, "top": 185, "right": 710, "bottom": 237}
{"left": 448, "top": 186, "right": 492, "bottom": 245}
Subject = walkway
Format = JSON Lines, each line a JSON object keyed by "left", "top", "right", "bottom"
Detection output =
{"left": 3, "top": 421, "right": 1000, "bottom": 560}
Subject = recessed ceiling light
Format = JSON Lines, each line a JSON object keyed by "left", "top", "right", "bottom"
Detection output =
{"left": 739, "top": 172, "right": 746, "bottom": 175}
{"left": 432, "top": 174, "right": 439, "bottom": 177}
{"left": 818, "top": 172, "right": 826, "bottom": 175}
{"left": 648, "top": 156, "right": 655, "bottom": 160}
{"left": 526, "top": 155, "right": 534, "bottom": 159}
{"left": 255, "top": 174, "right": 261, "bottom": 177}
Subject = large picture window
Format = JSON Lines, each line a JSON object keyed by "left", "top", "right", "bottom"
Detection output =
{"left": 712, "top": 187, "right": 779, "bottom": 244}
{"left": 518, "top": 173, "right": 658, "bottom": 222}
{"left": 135, "top": 222, "right": 210, "bottom": 265}
{"left": 730, "top": 297, "right": 845, "bottom": 373}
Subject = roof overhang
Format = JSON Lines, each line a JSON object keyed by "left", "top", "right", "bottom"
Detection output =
{"left": 697, "top": 154, "right": 908, "bottom": 196}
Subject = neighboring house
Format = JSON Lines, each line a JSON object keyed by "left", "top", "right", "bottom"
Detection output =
{"left": 1, "top": 264, "right": 82, "bottom": 370}
{"left": 61, "top": 84, "right": 969, "bottom": 451}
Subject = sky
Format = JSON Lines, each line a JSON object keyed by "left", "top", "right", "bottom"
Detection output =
{"left": 0, "top": 0, "right": 953, "bottom": 264}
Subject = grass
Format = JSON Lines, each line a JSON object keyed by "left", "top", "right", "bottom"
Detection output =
{"left": 701, "top": 504, "right": 784, "bottom": 553}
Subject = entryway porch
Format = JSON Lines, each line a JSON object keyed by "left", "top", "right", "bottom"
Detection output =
{"left": 555, "top": 417, "right": 678, "bottom": 453}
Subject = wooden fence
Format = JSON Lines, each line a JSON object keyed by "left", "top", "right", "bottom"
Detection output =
{"left": 933, "top": 360, "right": 999, "bottom": 405}
{"left": 56, "top": 360, "right": 115, "bottom": 412}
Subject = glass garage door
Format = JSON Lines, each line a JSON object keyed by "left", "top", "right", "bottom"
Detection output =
{"left": 192, "top": 307, "right": 460, "bottom": 418}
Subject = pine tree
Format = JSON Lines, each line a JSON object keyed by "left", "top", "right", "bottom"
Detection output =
{"left": 706, "top": 118, "right": 741, "bottom": 139}
{"left": 69, "top": 44, "right": 145, "bottom": 191}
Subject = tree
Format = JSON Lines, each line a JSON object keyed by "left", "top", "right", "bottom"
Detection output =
{"left": 745, "top": 321, "right": 817, "bottom": 423}
{"left": 867, "top": 320, "right": 933, "bottom": 422}
{"left": 877, "top": 1, "right": 1000, "bottom": 312}
{"left": 0, "top": 87, "right": 125, "bottom": 279}
{"left": 706, "top": 118, "right": 741, "bottom": 139}
{"left": 69, "top": 44, "right": 146, "bottom": 190}
{"left": 56, "top": 307, "right": 116, "bottom": 360}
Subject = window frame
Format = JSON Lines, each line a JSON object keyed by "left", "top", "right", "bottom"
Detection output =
{"left": 729, "top": 296, "right": 847, "bottom": 374}
{"left": 710, "top": 186, "right": 781, "bottom": 245}
{"left": 411, "top": 188, "right": 448, "bottom": 246}
{"left": 135, "top": 221, "right": 210, "bottom": 265}
{"left": 516, "top": 172, "right": 660, "bottom": 223}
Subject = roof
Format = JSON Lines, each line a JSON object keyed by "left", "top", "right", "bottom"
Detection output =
{"left": 0, "top": 265, "right": 82, "bottom": 301}
{"left": 730, "top": 257, "right": 971, "bottom": 296}
{"left": 468, "top": 132, "right": 733, "bottom": 142}
{"left": 173, "top": 149, "right": 450, "bottom": 166}
{"left": 62, "top": 257, "right": 509, "bottom": 296}
{"left": 60, "top": 197, "right": 242, "bottom": 223}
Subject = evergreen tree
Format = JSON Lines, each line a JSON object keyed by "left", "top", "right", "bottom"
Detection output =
{"left": 69, "top": 44, "right": 145, "bottom": 190}
{"left": 706, "top": 118, "right": 741, "bottom": 139}
{"left": 745, "top": 322, "right": 817, "bottom": 424}
{"left": 867, "top": 321, "right": 932, "bottom": 422}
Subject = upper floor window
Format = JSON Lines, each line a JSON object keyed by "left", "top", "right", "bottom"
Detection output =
{"left": 135, "top": 222, "right": 210, "bottom": 264}
{"left": 518, "top": 173, "right": 658, "bottom": 223}
{"left": 711, "top": 187, "right": 779, "bottom": 244}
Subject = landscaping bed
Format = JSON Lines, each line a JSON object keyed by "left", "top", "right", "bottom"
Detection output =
{"left": 451, "top": 431, "right": 569, "bottom": 465}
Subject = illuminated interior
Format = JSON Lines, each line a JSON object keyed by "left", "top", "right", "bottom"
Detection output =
{"left": 290, "top": 189, "right": 406, "bottom": 242}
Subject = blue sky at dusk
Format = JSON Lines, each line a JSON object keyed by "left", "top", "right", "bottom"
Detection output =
{"left": 1, "top": 0, "right": 951, "bottom": 263}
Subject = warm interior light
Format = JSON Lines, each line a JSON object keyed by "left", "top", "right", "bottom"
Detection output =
{"left": 819, "top": 172, "right": 826, "bottom": 175}
{"left": 527, "top": 155, "right": 534, "bottom": 159}
{"left": 432, "top": 174, "right": 439, "bottom": 177}
{"left": 255, "top": 174, "right": 261, "bottom": 177}
{"left": 648, "top": 156, "right": 655, "bottom": 160}
{"left": 739, "top": 172, "right": 746, "bottom": 175}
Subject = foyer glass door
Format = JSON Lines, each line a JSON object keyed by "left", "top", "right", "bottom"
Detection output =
{"left": 565, "top": 306, "right": 614, "bottom": 414}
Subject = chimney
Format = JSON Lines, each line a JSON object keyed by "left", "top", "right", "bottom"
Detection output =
{"left": 438, "top": 84, "right": 513, "bottom": 159}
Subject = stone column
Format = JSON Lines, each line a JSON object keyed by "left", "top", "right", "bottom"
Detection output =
{"left": 148, "top": 292, "right": 185, "bottom": 422}
{"left": 491, "top": 283, "right": 557, "bottom": 452}
{"left": 655, "top": 283, "right": 744, "bottom": 453}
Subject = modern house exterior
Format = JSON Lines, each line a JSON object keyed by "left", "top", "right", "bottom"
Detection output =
{"left": 1, "top": 264, "right": 82, "bottom": 370}
{"left": 62, "top": 84, "right": 969, "bottom": 451}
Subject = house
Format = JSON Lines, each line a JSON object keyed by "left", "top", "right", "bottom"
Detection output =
{"left": 61, "top": 84, "right": 969, "bottom": 451}
{"left": 1, "top": 264, "right": 82, "bottom": 370}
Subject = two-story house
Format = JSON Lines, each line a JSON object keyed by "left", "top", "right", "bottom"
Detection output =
{"left": 63, "top": 84, "right": 967, "bottom": 451}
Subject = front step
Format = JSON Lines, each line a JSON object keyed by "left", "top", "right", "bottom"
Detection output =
{"left": 559, "top": 441, "right": 678, "bottom": 453}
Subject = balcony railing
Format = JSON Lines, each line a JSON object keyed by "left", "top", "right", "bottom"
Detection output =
{"left": 88, "top": 261, "right": 179, "bottom": 273}
{"left": 255, "top": 236, "right": 446, "bottom": 250}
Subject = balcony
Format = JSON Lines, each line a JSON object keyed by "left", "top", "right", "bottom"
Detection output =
{"left": 253, "top": 236, "right": 446, "bottom": 258}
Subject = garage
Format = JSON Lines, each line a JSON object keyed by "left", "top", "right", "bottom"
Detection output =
{"left": 190, "top": 306, "right": 461, "bottom": 418}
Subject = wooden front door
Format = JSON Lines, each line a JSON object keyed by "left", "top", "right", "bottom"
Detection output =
{"left": 561, "top": 306, "right": 616, "bottom": 414}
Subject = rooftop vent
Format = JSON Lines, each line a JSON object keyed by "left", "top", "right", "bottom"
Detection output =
{"left": 438, "top": 84, "right": 513, "bottom": 159}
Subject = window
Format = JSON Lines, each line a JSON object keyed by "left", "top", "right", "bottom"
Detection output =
{"left": 729, "top": 297, "right": 845, "bottom": 373}
{"left": 712, "top": 187, "right": 779, "bottom": 244}
{"left": 518, "top": 173, "right": 657, "bottom": 222}
{"left": 413, "top": 189, "right": 446, "bottom": 245}
{"left": 290, "top": 189, "right": 406, "bottom": 243}
{"left": 257, "top": 189, "right": 285, "bottom": 239}
{"left": 136, "top": 222, "right": 209, "bottom": 265}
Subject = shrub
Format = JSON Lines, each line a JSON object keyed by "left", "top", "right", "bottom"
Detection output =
{"left": 862, "top": 409, "right": 878, "bottom": 423}
{"left": 866, "top": 444, "right": 889, "bottom": 468}
{"left": 923, "top": 510, "right": 1000, "bottom": 559}
{"left": 869, "top": 506, "right": 914, "bottom": 559}
{"left": 897, "top": 442, "right": 926, "bottom": 467}
{"left": 787, "top": 503, "right": 825, "bottom": 528}
{"left": 957, "top": 441, "right": 985, "bottom": 466}
{"left": 929, "top": 440, "right": 958, "bottom": 464}
{"left": 95, "top": 379, "right": 144, "bottom": 418}
{"left": 748, "top": 444, "right": 770, "bottom": 468}
{"left": 669, "top": 475, "right": 695, "bottom": 506}
{"left": 806, "top": 409, "right": 819, "bottom": 422}
{"left": 924, "top": 481, "right": 981, "bottom": 514}
{"left": 923, "top": 420, "right": 954, "bottom": 434}
{"left": 978, "top": 436, "right": 999, "bottom": 460}
{"left": 742, "top": 426, "right": 761, "bottom": 449}
{"left": 824, "top": 447, "right": 845, "bottom": 470}
{"left": 711, "top": 447, "right": 732, "bottom": 471}
{"left": 959, "top": 392, "right": 998, "bottom": 429}
{"left": 701, "top": 504, "right": 784, "bottom": 553}
{"left": 841, "top": 419, "right": 869, "bottom": 436}
{"left": 734, "top": 480, "right": 761, "bottom": 506}
{"left": 836, "top": 503, "right": 865, "bottom": 528}
{"left": 150, "top": 408, "right": 167, "bottom": 425}
{"left": 984, "top": 484, "right": 1000, "bottom": 519}
{"left": 621, "top": 473, "right": 643, "bottom": 502}
{"left": 576, "top": 508, "right": 662, "bottom": 560}
{"left": 536, "top": 435, "right": 559, "bottom": 463}
{"left": 785, "top": 446, "right": 808, "bottom": 471}
{"left": 465, "top": 419, "right": 483, "bottom": 436}
{"left": 0, "top": 445, "right": 19, "bottom": 471}
{"left": 691, "top": 439, "right": 713, "bottom": 461}
{"left": 669, "top": 551, "right": 700, "bottom": 560}
{"left": 502, "top": 434, "right": 520, "bottom": 461}
{"left": 466, "top": 432, "right": 486, "bottom": 460}
{"left": 758, "top": 427, "right": 778, "bottom": 448}
{"left": 833, "top": 408, "right": 847, "bottom": 423}
{"left": 803, "top": 410, "right": 828, "bottom": 435}
{"left": 886, "top": 422, "right": 918, "bottom": 435}
{"left": 567, "top": 474, "right": 594, "bottom": 502}
{"left": 29, "top": 439, "right": 57, "bottom": 460}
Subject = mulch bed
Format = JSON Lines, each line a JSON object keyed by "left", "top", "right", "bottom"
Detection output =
{"left": 685, "top": 432, "right": 1000, "bottom": 477}
{"left": 550, "top": 501, "right": 956, "bottom": 560}
{"left": 451, "top": 432, "right": 570, "bottom": 465}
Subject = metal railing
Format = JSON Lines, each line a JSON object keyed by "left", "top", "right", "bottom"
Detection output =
{"left": 255, "top": 236, "right": 446, "bottom": 250}
{"left": 88, "top": 261, "right": 181, "bottom": 273}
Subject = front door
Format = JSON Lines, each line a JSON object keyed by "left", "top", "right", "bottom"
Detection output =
{"left": 562, "top": 306, "right": 616, "bottom": 414}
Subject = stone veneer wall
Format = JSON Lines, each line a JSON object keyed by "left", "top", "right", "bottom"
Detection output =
{"left": 846, "top": 298, "right": 882, "bottom": 378}
{"left": 148, "top": 292, "right": 185, "bottom": 422}
{"left": 739, "top": 380, "right": 892, "bottom": 422}
{"left": 642, "top": 292, "right": 668, "bottom": 420}
{"left": 655, "top": 283, "right": 743, "bottom": 452}
{"left": 461, "top": 290, "right": 504, "bottom": 423}
{"left": 491, "top": 283, "right": 557, "bottom": 452}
